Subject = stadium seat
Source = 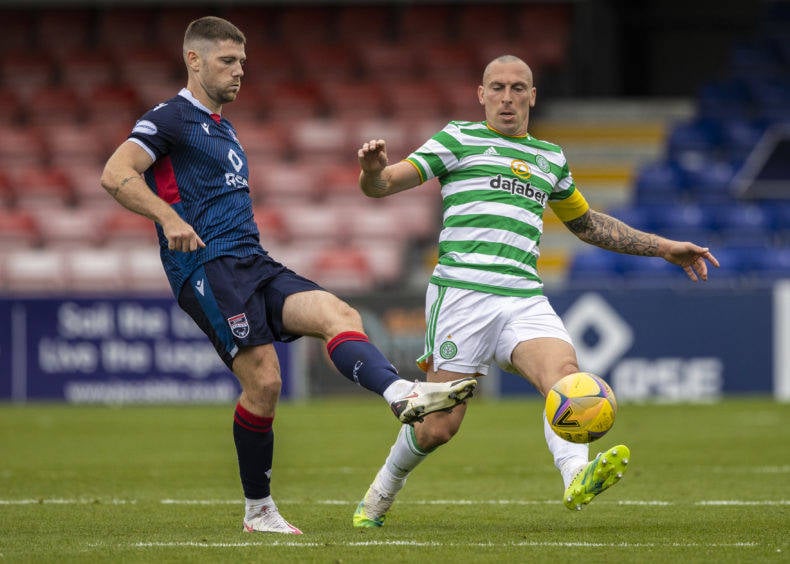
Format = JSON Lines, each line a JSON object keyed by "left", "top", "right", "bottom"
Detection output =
{"left": 64, "top": 248, "right": 125, "bottom": 291}
{"left": 85, "top": 84, "right": 142, "bottom": 126}
{"left": 281, "top": 203, "right": 343, "bottom": 242}
{"left": 0, "top": 208, "right": 41, "bottom": 248}
{"left": 248, "top": 159, "right": 321, "bottom": 204}
{"left": 0, "top": 86, "right": 24, "bottom": 125}
{"left": 632, "top": 160, "right": 685, "bottom": 204}
{"left": 28, "top": 85, "right": 84, "bottom": 125}
{"left": 125, "top": 247, "right": 170, "bottom": 293}
{"left": 457, "top": 4, "right": 513, "bottom": 42}
{"left": 291, "top": 44, "right": 360, "bottom": 82}
{"left": 617, "top": 253, "right": 686, "bottom": 284}
{"left": 7, "top": 165, "right": 74, "bottom": 210}
{"left": 350, "top": 118, "right": 414, "bottom": 159}
{"left": 0, "top": 50, "right": 54, "bottom": 97}
{"left": 278, "top": 5, "right": 337, "bottom": 46}
{"left": 0, "top": 127, "right": 47, "bottom": 168}
{"left": 3, "top": 249, "right": 68, "bottom": 292}
{"left": 676, "top": 156, "right": 737, "bottom": 203}
{"left": 386, "top": 80, "right": 447, "bottom": 120}
{"left": 257, "top": 81, "right": 325, "bottom": 122}
{"left": 513, "top": 4, "right": 572, "bottom": 68}
{"left": 238, "top": 43, "right": 297, "bottom": 86}
{"left": 419, "top": 44, "right": 478, "bottom": 82}
{"left": 36, "top": 9, "right": 93, "bottom": 56}
{"left": 232, "top": 121, "right": 291, "bottom": 162}
{"left": 222, "top": 83, "right": 268, "bottom": 123}
{"left": 252, "top": 205, "right": 292, "bottom": 245}
{"left": 667, "top": 119, "right": 721, "bottom": 161}
{"left": 336, "top": 6, "right": 394, "bottom": 45}
{"left": 319, "top": 81, "right": 389, "bottom": 120}
{"left": 116, "top": 46, "right": 181, "bottom": 87}
{"left": 357, "top": 42, "right": 418, "bottom": 84}
{"left": 59, "top": 162, "right": 114, "bottom": 211}
{"left": 289, "top": 118, "right": 353, "bottom": 161}
{"left": 321, "top": 163, "right": 364, "bottom": 200}
{"left": 59, "top": 50, "right": 116, "bottom": 97}
{"left": 567, "top": 248, "right": 621, "bottom": 281}
{"left": 310, "top": 244, "right": 375, "bottom": 294}
{"left": 32, "top": 207, "right": 105, "bottom": 250}
{"left": 356, "top": 238, "right": 405, "bottom": 286}
{"left": 0, "top": 9, "right": 35, "bottom": 51}
{"left": 710, "top": 203, "right": 776, "bottom": 246}
{"left": 97, "top": 7, "right": 158, "bottom": 52}
{"left": 42, "top": 123, "right": 108, "bottom": 166}
{"left": 103, "top": 210, "right": 158, "bottom": 249}
{"left": 398, "top": 5, "right": 453, "bottom": 46}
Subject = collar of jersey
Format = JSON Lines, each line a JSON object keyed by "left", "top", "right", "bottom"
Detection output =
{"left": 179, "top": 88, "right": 219, "bottom": 119}
{"left": 484, "top": 122, "right": 531, "bottom": 140}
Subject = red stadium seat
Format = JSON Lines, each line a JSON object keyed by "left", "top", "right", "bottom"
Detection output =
{"left": 156, "top": 7, "right": 210, "bottom": 55}
{"left": 0, "top": 86, "right": 25, "bottom": 125}
{"left": 222, "top": 83, "right": 267, "bottom": 123}
{"left": 248, "top": 159, "right": 321, "bottom": 204}
{"left": 258, "top": 81, "right": 325, "bottom": 122}
{"left": 419, "top": 44, "right": 478, "bottom": 82}
{"left": 59, "top": 50, "right": 116, "bottom": 97}
{"left": 291, "top": 44, "right": 360, "bottom": 82}
{"left": 320, "top": 80, "right": 389, "bottom": 120}
{"left": 7, "top": 165, "right": 74, "bottom": 210}
{"left": 103, "top": 209, "right": 158, "bottom": 249}
{"left": 336, "top": 6, "right": 395, "bottom": 45}
{"left": 97, "top": 8, "right": 158, "bottom": 52}
{"left": 85, "top": 84, "right": 143, "bottom": 125}
{"left": 239, "top": 43, "right": 298, "bottom": 87}
{"left": 289, "top": 118, "right": 353, "bottom": 161}
{"left": 281, "top": 202, "right": 343, "bottom": 242}
{"left": 386, "top": 80, "right": 447, "bottom": 120}
{"left": 398, "top": 5, "right": 453, "bottom": 46}
{"left": 357, "top": 43, "right": 418, "bottom": 83}
{"left": 28, "top": 85, "right": 84, "bottom": 125}
{"left": 278, "top": 6, "right": 337, "bottom": 46}
{"left": 233, "top": 121, "right": 291, "bottom": 163}
{"left": 310, "top": 244, "right": 375, "bottom": 294}
{"left": 37, "top": 9, "right": 93, "bottom": 56}
{"left": 0, "top": 51, "right": 55, "bottom": 97}
{"left": 42, "top": 123, "right": 108, "bottom": 166}
{"left": 0, "top": 10, "right": 35, "bottom": 51}
{"left": 32, "top": 207, "right": 105, "bottom": 250}
{"left": 60, "top": 162, "right": 115, "bottom": 211}
{"left": 350, "top": 118, "right": 415, "bottom": 159}
{"left": 116, "top": 46, "right": 181, "bottom": 87}
{"left": 252, "top": 205, "right": 292, "bottom": 245}
{"left": 0, "top": 208, "right": 41, "bottom": 248}
{"left": 0, "top": 127, "right": 47, "bottom": 168}
{"left": 457, "top": 4, "right": 513, "bottom": 42}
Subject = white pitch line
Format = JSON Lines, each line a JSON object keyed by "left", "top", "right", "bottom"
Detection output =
{"left": 2, "top": 498, "right": 788, "bottom": 507}
{"left": 129, "top": 540, "right": 760, "bottom": 549}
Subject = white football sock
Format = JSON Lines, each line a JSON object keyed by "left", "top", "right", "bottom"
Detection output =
{"left": 374, "top": 425, "right": 429, "bottom": 494}
{"left": 382, "top": 380, "right": 414, "bottom": 404}
{"left": 245, "top": 495, "right": 273, "bottom": 517}
{"left": 543, "top": 411, "right": 589, "bottom": 489}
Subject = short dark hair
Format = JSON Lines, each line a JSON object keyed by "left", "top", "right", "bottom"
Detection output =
{"left": 184, "top": 16, "right": 246, "bottom": 47}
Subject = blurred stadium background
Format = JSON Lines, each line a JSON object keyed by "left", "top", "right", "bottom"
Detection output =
{"left": 0, "top": 0, "right": 788, "bottom": 403}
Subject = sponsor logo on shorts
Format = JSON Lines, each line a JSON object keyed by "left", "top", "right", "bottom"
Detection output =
{"left": 227, "top": 313, "right": 250, "bottom": 339}
{"left": 439, "top": 340, "right": 458, "bottom": 360}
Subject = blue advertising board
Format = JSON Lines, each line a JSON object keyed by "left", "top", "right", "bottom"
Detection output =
{"left": 499, "top": 287, "right": 774, "bottom": 400}
{"left": 0, "top": 298, "right": 293, "bottom": 402}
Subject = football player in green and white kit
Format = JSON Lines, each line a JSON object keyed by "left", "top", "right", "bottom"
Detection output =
{"left": 353, "top": 55, "right": 719, "bottom": 526}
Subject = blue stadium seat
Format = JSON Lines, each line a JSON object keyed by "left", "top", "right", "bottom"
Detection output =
{"left": 567, "top": 248, "right": 621, "bottom": 281}
{"left": 667, "top": 119, "right": 721, "bottom": 161}
{"left": 633, "top": 160, "right": 685, "bottom": 204}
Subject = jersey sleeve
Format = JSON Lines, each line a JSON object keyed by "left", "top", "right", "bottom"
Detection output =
{"left": 404, "top": 122, "right": 459, "bottom": 183}
{"left": 128, "top": 101, "right": 182, "bottom": 161}
{"left": 547, "top": 149, "right": 589, "bottom": 221}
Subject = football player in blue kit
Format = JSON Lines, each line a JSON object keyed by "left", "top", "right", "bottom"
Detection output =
{"left": 100, "top": 16, "right": 477, "bottom": 535}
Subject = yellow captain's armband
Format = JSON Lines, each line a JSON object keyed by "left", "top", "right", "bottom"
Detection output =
{"left": 549, "top": 189, "right": 590, "bottom": 222}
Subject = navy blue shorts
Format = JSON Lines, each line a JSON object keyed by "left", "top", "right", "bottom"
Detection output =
{"left": 178, "top": 254, "right": 323, "bottom": 369}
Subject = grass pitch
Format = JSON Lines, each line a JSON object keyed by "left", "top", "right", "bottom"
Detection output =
{"left": 0, "top": 397, "right": 787, "bottom": 563}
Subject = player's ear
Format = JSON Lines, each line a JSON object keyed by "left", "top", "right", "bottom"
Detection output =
{"left": 477, "top": 84, "right": 485, "bottom": 105}
{"left": 185, "top": 49, "right": 201, "bottom": 72}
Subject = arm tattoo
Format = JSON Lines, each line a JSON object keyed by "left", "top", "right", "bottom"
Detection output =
{"left": 109, "top": 175, "right": 138, "bottom": 198}
{"left": 565, "top": 209, "right": 660, "bottom": 256}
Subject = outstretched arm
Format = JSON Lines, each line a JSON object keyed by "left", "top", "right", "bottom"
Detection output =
{"left": 565, "top": 209, "right": 719, "bottom": 282}
{"left": 101, "top": 141, "right": 205, "bottom": 252}
{"left": 358, "top": 139, "right": 422, "bottom": 198}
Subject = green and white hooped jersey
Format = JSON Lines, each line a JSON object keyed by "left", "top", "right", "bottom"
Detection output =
{"left": 406, "top": 120, "right": 577, "bottom": 297}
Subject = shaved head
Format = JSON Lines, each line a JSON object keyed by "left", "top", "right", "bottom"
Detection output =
{"left": 482, "top": 55, "right": 533, "bottom": 87}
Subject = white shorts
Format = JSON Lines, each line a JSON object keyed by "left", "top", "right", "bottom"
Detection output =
{"left": 418, "top": 284, "right": 574, "bottom": 375}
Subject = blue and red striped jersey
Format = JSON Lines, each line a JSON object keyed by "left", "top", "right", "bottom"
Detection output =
{"left": 128, "top": 88, "right": 264, "bottom": 295}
